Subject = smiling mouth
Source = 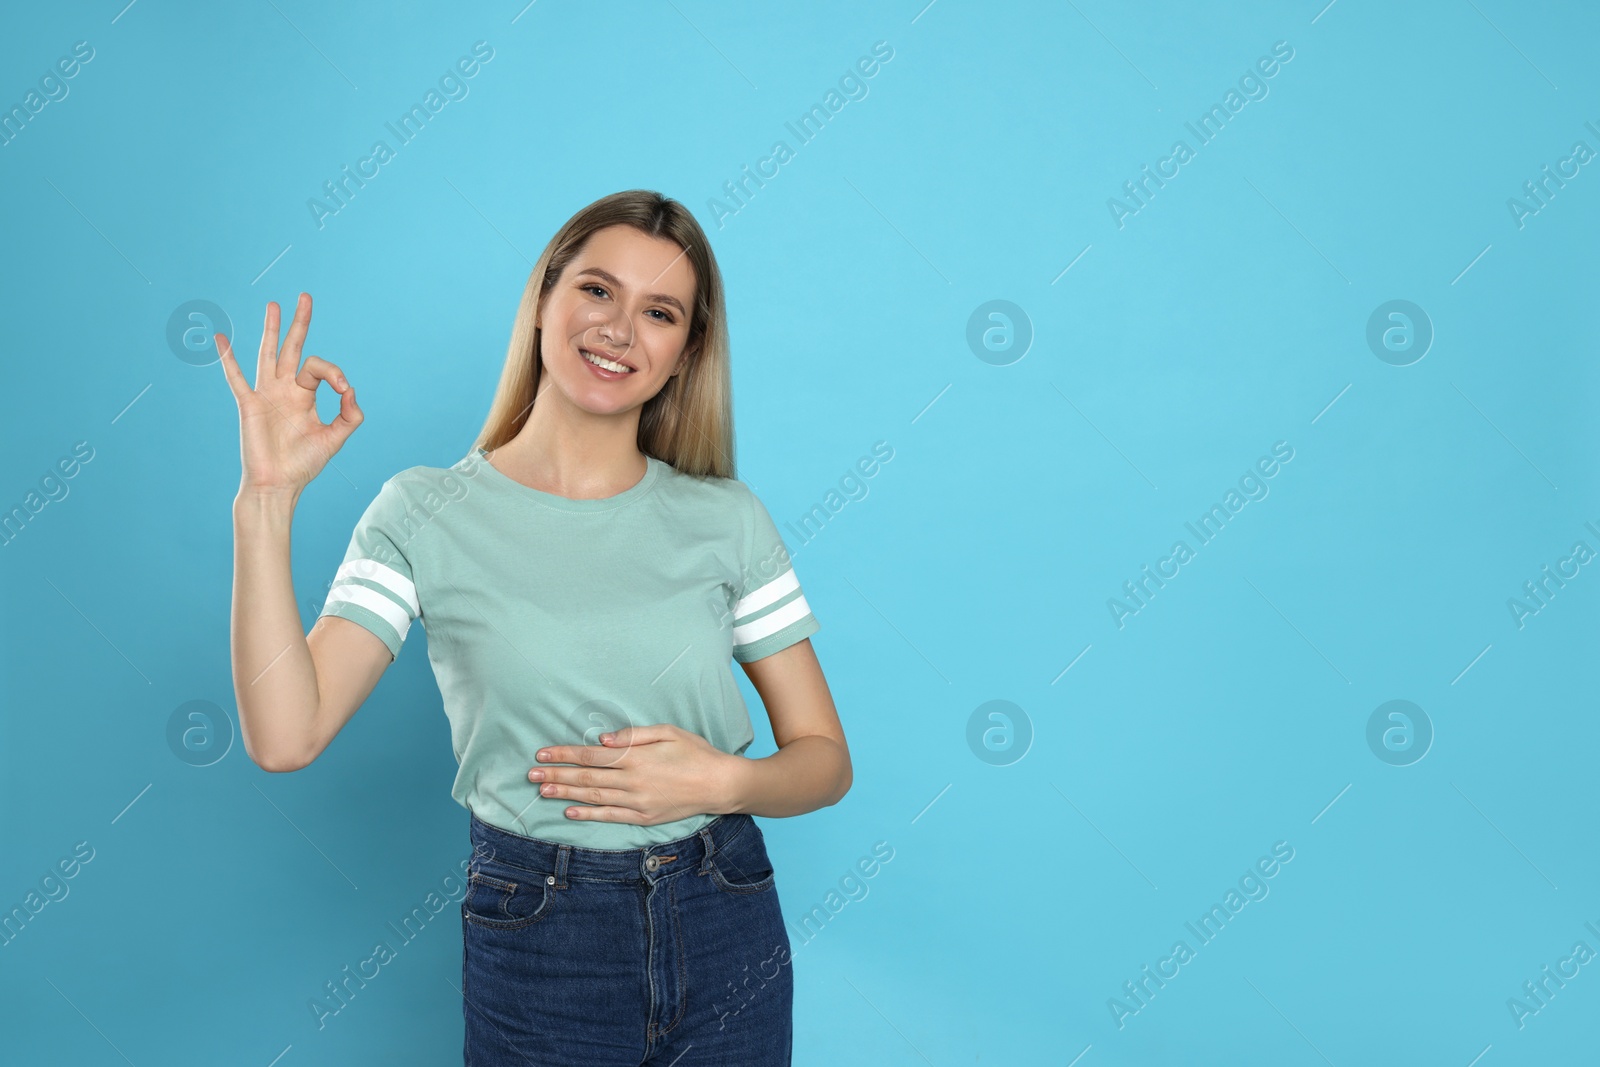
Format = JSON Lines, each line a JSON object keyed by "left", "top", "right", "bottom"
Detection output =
{"left": 580, "top": 348, "right": 636, "bottom": 374}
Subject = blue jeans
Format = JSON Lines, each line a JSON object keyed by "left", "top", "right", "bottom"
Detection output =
{"left": 461, "top": 810, "right": 794, "bottom": 1065}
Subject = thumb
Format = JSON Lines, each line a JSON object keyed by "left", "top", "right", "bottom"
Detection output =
{"left": 603, "top": 724, "right": 671, "bottom": 747}
{"left": 325, "top": 382, "right": 364, "bottom": 447}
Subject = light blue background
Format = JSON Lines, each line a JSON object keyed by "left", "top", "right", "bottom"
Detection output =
{"left": 3, "top": 1, "right": 1597, "bottom": 1063}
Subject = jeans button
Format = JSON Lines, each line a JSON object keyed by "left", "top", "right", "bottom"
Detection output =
{"left": 645, "top": 855, "right": 659, "bottom": 872}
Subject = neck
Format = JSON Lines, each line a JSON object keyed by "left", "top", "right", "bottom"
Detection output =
{"left": 487, "top": 385, "right": 647, "bottom": 499}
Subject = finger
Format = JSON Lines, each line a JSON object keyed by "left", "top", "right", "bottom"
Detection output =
{"left": 604, "top": 725, "right": 669, "bottom": 747}
{"left": 295, "top": 354, "right": 347, "bottom": 394}
{"left": 277, "top": 292, "right": 312, "bottom": 377}
{"left": 256, "top": 300, "right": 280, "bottom": 389}
{"left": 536, "top": 780, "right": 628, "bottom": 807}
{"left": 534, "top": 766, "right": 615, "bottom": 789}
{"left": 562, "top": 805, "right": 641, "bottom": 824}
{"left": 215, "top": 333, "right": 250, "bottom": 403}
{"left": 536, "top": 747, "right": 592, "bottom": 766}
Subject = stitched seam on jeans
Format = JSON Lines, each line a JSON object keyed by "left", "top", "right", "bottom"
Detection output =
{"left": 473, "top": 853, "right": 554, "bottom": 880}
{"left": 656, "top": 875, "right": 689, "bottom": 1037}
{"left": 710, "top": 866, "right": 775, "bottom": 894}
{"left": 644, "top": 882, "right": 662, "bottom": 1046}
{"left": 461, "top": 893, "right": 552, "bottom": 930}
{"left": 467, "top": 873, "right": 518, "bottom": 922}
{"left": 460, "top": 913, "right": 470, "bottom": 1066}
{"left": 560, "top": 872, "right": 658, "bottom": 885}
{"left": 463, "top": 875, "right": 556, "bottom": 929}
{"left": 709, "top": 827, "right": 774, "bottom": 893}
{"left": 469, "top": 872, "right": 517, "bottom": 893}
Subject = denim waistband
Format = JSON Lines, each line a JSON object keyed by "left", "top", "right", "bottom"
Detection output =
{"left": 468, "top": 810, "right": 753, "bottom": 886}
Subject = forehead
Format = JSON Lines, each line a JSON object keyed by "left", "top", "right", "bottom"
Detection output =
{"left": 570, "top": 225, "right": 696, "bottom": 301}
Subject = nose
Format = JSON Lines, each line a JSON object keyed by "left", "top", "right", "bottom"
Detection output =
{"left": 585, "top": 305, "right": 633, "bottom": 347}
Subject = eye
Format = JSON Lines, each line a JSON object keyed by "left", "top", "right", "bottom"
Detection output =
{"left": 579, "top": 283, "right": 675, "bottom": 323}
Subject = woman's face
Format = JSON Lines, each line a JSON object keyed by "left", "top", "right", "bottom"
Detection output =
{"left": 535, "top": 223, "right": 698, "bottom": 418}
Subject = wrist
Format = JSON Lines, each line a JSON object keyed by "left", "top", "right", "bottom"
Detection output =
{"left": 715, "top": 751, "right": 753, "bottom": 816}
{"left": 234, "top": 486, "right": 300, "bottom": 524}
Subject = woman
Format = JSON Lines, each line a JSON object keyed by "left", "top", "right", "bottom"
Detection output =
{"left": 220, "top": 189, "right": 851, "bottom": 1065}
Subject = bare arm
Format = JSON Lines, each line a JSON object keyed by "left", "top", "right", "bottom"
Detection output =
{"left": 230, "top": 491, "right": 392, "bottom": 770}
{"left": 219, "top": 293, "right": 388, "bottom": 772}
{"left": 724, "top": 638, "right": 852, "bottom": 817}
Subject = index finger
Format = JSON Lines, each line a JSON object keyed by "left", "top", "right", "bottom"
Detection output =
{"left": 534, "top": 746, "right": 594, "bottom": 766}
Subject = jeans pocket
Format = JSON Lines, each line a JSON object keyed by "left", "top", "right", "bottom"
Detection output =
{"left": 463, "top": 861, "right": 556, "bottom": 929}
{"left": 708, "top": 819, "right": 776, "bottom": 895}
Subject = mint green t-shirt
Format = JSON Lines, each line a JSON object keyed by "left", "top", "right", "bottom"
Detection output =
{"left": 316, "top": 446, "right": 820, "bottom": 849}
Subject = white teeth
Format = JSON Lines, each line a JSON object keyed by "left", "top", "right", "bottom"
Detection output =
{"left": 582, "top": 349, "right": 633, "bottom": 374}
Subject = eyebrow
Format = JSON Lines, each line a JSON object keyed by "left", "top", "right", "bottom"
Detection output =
{"left": 573, "top": 267, "right": 689, "bottom": 317}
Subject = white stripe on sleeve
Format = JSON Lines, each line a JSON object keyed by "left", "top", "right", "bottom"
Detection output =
{"left": 323, "top": 583, "right": 414, "bottom": 641}
{"left": 733, "top": 592, "right": 813, "bottom": 648}
{"left": 333, "top": 558, "right": 419, "bottom": 615}
{"left": 733, "top": 569, "right": 800, "bottom": 621}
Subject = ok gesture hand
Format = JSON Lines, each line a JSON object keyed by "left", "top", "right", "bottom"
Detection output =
{"left": 217, "top": 292, "right": 362, "bottom": 497}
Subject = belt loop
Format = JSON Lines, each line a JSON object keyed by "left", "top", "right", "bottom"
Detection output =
{"left": 555, "top": 844, "right": 571, "bottom": 888}
{"left": 697, "top": 823, "right": 717, "bottom": 874}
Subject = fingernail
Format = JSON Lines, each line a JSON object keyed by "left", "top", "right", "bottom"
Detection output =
{"left": 528, "top": 770, "right": 544, "bottom": 781}
{"left": 537, "top": 750, "right": 550, "bottom": 762}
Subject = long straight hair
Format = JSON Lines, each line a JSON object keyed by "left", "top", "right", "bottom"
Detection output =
{"left": 472, "top": 190, "right": 736, "bottom": 479}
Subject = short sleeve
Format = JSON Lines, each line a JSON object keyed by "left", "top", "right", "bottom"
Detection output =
{"left": 317, "top": 478, "right": 421, "bottom": 661}
{"left": 731, "top": 488, "right": 820, "bottom": 663}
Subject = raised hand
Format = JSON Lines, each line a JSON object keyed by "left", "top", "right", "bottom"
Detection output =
{"left": 217, "top": 292, "right": 363, "bottom": 496}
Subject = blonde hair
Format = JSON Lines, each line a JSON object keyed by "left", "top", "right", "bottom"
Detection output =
{"left": 473, "top": 189, "right": 736, "bottom": 479}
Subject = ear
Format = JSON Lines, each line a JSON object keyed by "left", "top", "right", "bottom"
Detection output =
{"left": 671, "top": 338, "right": 700, "bottom": 377}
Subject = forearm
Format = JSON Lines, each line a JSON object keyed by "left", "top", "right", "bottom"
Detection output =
{"left": 721, "top": 735, "right": 852, "bottom": 818}
{"left": 231, "top": 490, "right": 321, "bottom": 771}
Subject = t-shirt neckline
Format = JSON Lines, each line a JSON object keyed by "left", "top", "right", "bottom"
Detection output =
{"left": 470, "top": 446, "right": 663, "bottom": 512}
